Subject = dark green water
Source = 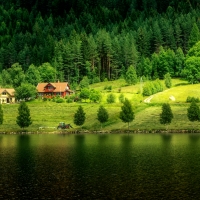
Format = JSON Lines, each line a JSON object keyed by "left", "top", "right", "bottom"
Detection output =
{"left": 0, "top": 134, "right": 200, "bottom": 199}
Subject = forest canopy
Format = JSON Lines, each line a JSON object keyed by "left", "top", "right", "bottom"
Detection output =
{"left": 0, "top": 0, "right": 200, "bottom": 86}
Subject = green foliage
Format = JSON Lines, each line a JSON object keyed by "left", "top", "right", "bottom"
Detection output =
{"left": 56, "top": 98, "right": 65, "bottom": 103}
{"left": 15, "top": 83, "right": 37, "bottom": 100}
{"left": 79, "top": 76, "right": 90, "bottom": 89}
{"left": 0, "top": 1, "right": 199, "bottom": 82}
{"left": 187, "top": 101, "right": 200, "bottom": 122}
{"left": 142, "top": 79, "right": 163, "bottom": 96}
{"left": 188, "top": 23, "right": 200, "bottom": 49}
{"left": 125, "top": 65, "right": 138, "bottom": 85}
{"left": 182, "top": 56, "right": 200, "bottom": 84}
{"left": 104, "top": 85, "right": 112, "bottom": 91}
{"left": 186, "top": 96, "right": 200, "bottom": 103}
{"left": 80, "top": 88, "right": 90, "bottom": 102}
{"left": 8, "top": 63, "right": 25, "bottom": 88}
{"left": 25, "top": 64, "right": 41, "bottom": 86}
{"left": 119, "top": 93, "right": 125, "bottom": 103}
{"left": 0, "top": 104, "right": 3, "bottom": 125}
{"left": 164, "top": 73, "right": 172, "bottom": 88}
{"left": 89, "top": 89, "right": 102, "bottom": 103}
{"left": 16, "top": 101, "right": 32, "bottom": 129}
{"left": 119, "top": 98, "right": 134, "bottom": 129}
{"left": 38, "top": 63, "right": 56, "bottom": 82}
{"left": 97, "top": 105, "right": 109, "bottom": 128}
{"left": 74, "top": 105, "right": 86, "bottom": 127}
{"left": 160, "top": 103, "right": 173, "bottom": 125}
{"left": 106, "top": 93, "right": 116, "bottom": 104}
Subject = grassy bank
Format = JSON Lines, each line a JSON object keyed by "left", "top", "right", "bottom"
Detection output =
{"left": 1, "top": 78, "right": 200, "bottom": 132}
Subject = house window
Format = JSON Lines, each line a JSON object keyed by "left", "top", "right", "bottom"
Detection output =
{"left": 2, "top": 92, "right": 6, "bottom": 95}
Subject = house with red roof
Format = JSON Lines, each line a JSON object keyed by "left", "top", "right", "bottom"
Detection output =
{"left": 0, "top": 88, "right": 15, "bottom": 104}
{"left": 36, "top": 82, "right": 73, "bottom": 98}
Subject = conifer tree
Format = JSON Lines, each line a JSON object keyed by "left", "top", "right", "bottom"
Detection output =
{"left": 97, "top": 105, "right": 109, "bottom": 128}
{"left": 74, "top": 105, "right": 86, "bottom": 127}
{"left": 0, "top": 104, "right": 3, "bottom": 125}
{"left": 125, "top": 65, "right": 137, "bottom": 85}
{"left": 160, "top": 103, "right": 173, "bottom": 130}
{"left": 188, "top": 23, "right": 200, "bottom": 49}
{"left": 16, "top": 101, "right": 32, "bottom": 129}
{"left": 119, "top": 98, "right": 134, "bottom": 130}
{"left": 164, "top": 73, "right": 172, "bottom": 88}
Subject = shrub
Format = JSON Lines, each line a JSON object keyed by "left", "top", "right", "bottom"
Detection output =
{"left": 93, "top": 76, "right": 100, "bottom": 83}
{"left": 186, "top": 96, "right": 200, "bottom": 103}
{"left": 119, "top": 93, "right": 125, "bottom": 103}
{"left": 56, "top": 98, "right": 64, "bottom": 103}
{"left": 107, "top": 93, "right": 116, "bottom": 103}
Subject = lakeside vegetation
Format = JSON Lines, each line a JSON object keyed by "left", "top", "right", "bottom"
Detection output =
{"left": 1, "top": 78, "right": 200, "bottom": 132}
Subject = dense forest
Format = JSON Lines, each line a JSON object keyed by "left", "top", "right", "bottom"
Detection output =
{"left": 0, "top": 0, "right": 200, "bottom": 87}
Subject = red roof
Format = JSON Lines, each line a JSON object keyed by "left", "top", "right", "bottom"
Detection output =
{"left": 36, "top": 82, "right": 70, "bottom": 93}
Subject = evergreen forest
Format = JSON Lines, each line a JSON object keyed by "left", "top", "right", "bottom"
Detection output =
{"left": 0, "top": 0, "right": 200, "bottom": 88}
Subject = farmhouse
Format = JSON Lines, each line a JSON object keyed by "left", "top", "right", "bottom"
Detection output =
{"left": 36, "top": 82, "right": 72, "bottom": 98}
{"left": 0, "top": 88, "right": 15, "bottom": 104}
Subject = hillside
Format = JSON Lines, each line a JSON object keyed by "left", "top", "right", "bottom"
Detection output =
{"left": 0, "top": 0, "right": 200, "bottom": 87}
{"left": 1, "top": 79, "right": 200, "bottom": 133}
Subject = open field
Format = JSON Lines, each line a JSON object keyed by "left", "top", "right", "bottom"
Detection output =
{"left": 1, "top": 78, "right": 200, "bottom": 132}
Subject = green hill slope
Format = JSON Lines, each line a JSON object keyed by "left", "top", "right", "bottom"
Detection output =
{"left": 1, "top": 79, "right": 200, "bottom": 132}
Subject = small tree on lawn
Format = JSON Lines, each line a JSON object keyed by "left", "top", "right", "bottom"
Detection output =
{"left": 187, "top": 100, "right": 200, "bottom": 129}
{"left": 119, "top": 98, "right": 134, "bottom": 130}
{"left": 16, "top": 101, "right": 32, "bottom": 129}
{"left": 97, "top": 105, "right": 109, "bottom": 129}
{"left": 0, "top": 104, "right": 3, "bottom": 125}
{"left": 164, "top": 73, "right": 172, "bottom": 88}
{"left": 160, "top": 103, "right": 173, "bottom": 130}
{"left": 74, "top": 105, "right": 86, "bottom": 128}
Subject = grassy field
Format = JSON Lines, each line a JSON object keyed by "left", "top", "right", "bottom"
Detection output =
{"left": 1, "top": 78, "right": 200, "bottom": 132}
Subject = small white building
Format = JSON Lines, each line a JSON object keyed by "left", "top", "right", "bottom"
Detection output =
{"left": 0, "top": 88, "right": 15, "bottom": 104}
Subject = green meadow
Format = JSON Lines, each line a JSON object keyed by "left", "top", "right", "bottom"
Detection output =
{"left": 1, "top": 78, "right": 200, "bottom": 132}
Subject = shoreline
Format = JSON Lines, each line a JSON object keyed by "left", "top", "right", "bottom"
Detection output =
{"left": 1, "top": 129, "right": 200, "bottom": 135}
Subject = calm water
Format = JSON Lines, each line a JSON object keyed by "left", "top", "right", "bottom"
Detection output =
{"left": 0, "top": 133, "right": 200, "bottom": 199}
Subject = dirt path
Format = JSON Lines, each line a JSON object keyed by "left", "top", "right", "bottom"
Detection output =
{"left": 144, "top": 95, "right": 154, "bottom": 103}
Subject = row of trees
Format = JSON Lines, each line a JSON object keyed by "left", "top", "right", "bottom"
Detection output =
{"left": 160, "top": 100, "right": 200, "bottom": 129}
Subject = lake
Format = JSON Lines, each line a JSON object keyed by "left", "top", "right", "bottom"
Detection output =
{"left": 0, "top": 133, "right": 200, "bottom": 199}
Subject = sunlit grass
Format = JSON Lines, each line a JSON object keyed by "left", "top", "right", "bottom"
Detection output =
{"left": 1, "top": 78, "right": 200, "bottom": 132}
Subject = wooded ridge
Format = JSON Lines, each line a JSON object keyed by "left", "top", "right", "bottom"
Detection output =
{"left": 0, "top": 0, "right": 200, "bottom": 86}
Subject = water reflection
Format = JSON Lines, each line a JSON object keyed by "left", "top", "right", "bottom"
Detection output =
{"left": 1, "top": 134, "right": 200, "bottom": 199}
{"left": 16, "top": 135, "right": 36, "bottom": 199}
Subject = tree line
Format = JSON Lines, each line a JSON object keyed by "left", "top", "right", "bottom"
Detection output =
{"left": 0, "top": 1, "right": 200, "bottom": 86}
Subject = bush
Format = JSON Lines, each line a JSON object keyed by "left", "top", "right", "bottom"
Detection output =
{"left": 142, "top": 80, "right": 164, "bottom": 96}
{"left": 107, "top": 93, "right": 116, "bottom": 103}
{"left": 93, "top": 76, "right": 100, "bottom": 83}
{"left": 119, "top": 93, "right": 125, "bottom": 103}
{"left": 186, "top": 96, "right": 200, "bottom": 103}
{"left": 56, "top": 98, "right": 64, "bottom": 103}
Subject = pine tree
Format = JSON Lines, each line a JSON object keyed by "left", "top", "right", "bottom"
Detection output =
{"left": 74, "top": 105, "right": 86, "bottom": 127}
{"left": 119, "top": 98, "right": 134, "bottom": 130}
{"left": 16, "top": 101, "right": 32, "bottom": 129}
{"left": 160, "top": 103, "right": 173, "bottom": 130}
{"left": 97, "top": 105, "right": 109, "bottom": 128}
{"left": 188, "top": 23, "right": 200, "bottom": 49}
{"left": 125, "top": 65, "right": 138, "bottom": 85}
{"left": 0, "top": 104, "right": 3, "bottom": 125}
{"left": 164, "top": 73, "right": 172, "bottom": 88}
